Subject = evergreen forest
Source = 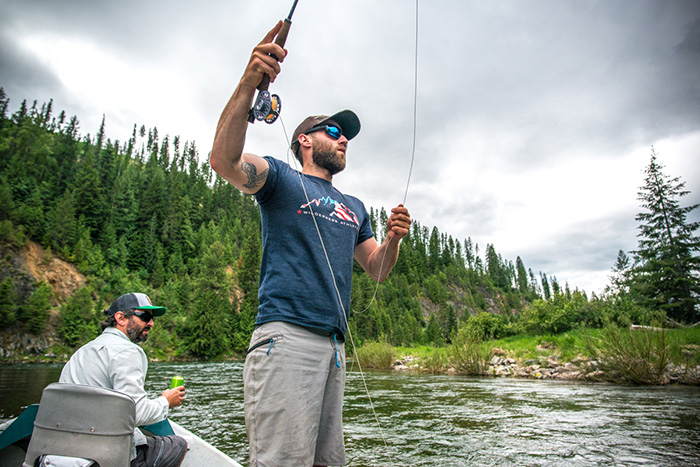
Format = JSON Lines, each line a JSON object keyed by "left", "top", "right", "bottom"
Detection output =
{"left": 1, "top": 89, "right": 698, "bottom": 360}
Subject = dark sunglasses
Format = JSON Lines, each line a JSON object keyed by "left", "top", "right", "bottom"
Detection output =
{"left": 304, "top": 124, "right": 342, "bottom": 140}
{"left": 133, "top": 311, "right": 154, "bottom": 322}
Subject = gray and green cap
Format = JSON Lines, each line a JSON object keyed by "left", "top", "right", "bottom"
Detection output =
{"left": 106, "top": 293, "right": 166, "bottom": 317}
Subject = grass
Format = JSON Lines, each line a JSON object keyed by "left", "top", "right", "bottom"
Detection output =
{"left": 354, "top": 326, "right": 700, "bottom": 384}
{"left": 354, "top": 341, "right": 396, "bottom": 369}
{"left": 488, "top": 328, "right": 600, "bottom": 362}
{"left": 584, "top": 325, "right": 672, "bottom": 384}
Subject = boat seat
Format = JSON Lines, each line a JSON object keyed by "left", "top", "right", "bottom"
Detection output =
{"left": 23, "top": 383, "right": 136, "bottom": 467}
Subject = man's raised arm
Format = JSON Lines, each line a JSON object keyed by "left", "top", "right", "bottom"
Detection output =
{"left": 210, "top": 21, "right": 287, "bottom": 194}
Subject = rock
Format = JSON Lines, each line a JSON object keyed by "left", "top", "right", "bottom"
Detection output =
{"left": 495, "top": 366, "right": 512, "bottom": 377}
{"left": 393, "top": 360, "right": 409, "bottom": 371}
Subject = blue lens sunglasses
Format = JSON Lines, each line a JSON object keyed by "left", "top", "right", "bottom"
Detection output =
{"left": 304, "top": 124, "right": 342, "bottom": 140}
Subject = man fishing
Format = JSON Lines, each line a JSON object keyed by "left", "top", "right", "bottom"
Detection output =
{"left": 210, "top": 20, "right": 411, "bottom": 467}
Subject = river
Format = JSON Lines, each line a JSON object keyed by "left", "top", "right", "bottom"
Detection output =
{"left": 1, "top": 362, "right": 699, "bottom": 466}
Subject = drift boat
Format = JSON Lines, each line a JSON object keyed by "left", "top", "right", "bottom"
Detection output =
{"left": 0, "top": 383, "right": 243, "bottom": 467}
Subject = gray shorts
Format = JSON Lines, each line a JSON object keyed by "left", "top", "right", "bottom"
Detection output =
{"left": 243, "top": 321, "right": 346, "bottom": 467}
{"left": 132, "top": 435, "right": 187, "bottom": 467}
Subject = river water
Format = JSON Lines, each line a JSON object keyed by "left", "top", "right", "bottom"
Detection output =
{"left": 1, "top": 362, "right": 699, "bottom": 466}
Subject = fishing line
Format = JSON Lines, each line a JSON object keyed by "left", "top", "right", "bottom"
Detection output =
{"left": 273, "top": 0, "right": 420, "bottom": 462}
{"left": 279, "top": 115, "right": 392, "bottom": 455}
{"left": 352, "top": 0, "right": 419, "bottom": 316}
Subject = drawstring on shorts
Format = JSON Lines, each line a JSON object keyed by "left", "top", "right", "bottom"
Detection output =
{"left": 333, "top": 334, "right": 340, "bottom": 368}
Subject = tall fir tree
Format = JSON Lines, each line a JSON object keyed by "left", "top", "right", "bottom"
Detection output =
{"left": 629, "top": 148, "right": 700, "bottom": 323}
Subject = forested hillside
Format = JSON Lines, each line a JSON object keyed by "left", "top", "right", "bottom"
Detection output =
{"left": 3, "top": 89, "right": 696, "bottom": 361}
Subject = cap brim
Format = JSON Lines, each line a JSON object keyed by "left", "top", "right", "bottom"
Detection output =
{"left": 135, "top": 306, "right": 166, "bottom": 316}
{"left": 321, "top": 110, "right": 361, "bottom": 141}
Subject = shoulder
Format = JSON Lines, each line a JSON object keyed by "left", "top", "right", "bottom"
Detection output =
{"left": 255, "top": 156, "right": 297, "bottom": 202}
{"left": 99, "top": 329, "right": 144, "bottom": 355}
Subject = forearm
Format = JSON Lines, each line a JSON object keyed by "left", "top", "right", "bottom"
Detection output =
{"left": 210, "top": 81, "right": 256, "bottom": 177}
{"left": 210, "top": 21, "right": 285, "bottom": 185}
{"left": 356, "top": 205, "right": 411, "bottom": 282}
{"left": 134, "top": 395, "right": 169, "bottom": 426}
{"left": 367, "top": 235, "right": 401, "bottom": 282}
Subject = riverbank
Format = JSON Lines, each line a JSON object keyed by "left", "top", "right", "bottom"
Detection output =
{"left": 390, "top": 352, "right": 700, "bottom": 385}
{"left": 358, "top": 326, "right": 700, "bottom": 385}
{"left": 3, "top": 323, "right": 699, "bottom": 385}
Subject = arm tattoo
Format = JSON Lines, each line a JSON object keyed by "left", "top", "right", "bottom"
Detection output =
{"left": 242, "top": 161, "right": 268, "bottom": 190}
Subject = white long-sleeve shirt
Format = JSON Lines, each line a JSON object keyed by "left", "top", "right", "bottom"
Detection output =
{"left": 59, "top": 327, "right": 169, "bottom": 458}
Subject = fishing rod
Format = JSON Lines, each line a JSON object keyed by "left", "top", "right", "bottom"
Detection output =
{"left": 247, "top": 0, "right": 299, "bottom": 124}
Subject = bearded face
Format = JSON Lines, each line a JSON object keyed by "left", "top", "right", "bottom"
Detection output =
{"left": 126, "top": 316, "right": 151, "bottom": 343}
{"left": 311, "top": 136, "right": 346, "bottom": 175}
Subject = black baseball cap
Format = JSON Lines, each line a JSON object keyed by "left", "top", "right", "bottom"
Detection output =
{"left": 291, "top": 110, "right": 361, "bottom": 155}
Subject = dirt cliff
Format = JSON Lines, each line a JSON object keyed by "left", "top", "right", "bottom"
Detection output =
{"left": 0, "top": 241, "right": 86, "bottom": 361}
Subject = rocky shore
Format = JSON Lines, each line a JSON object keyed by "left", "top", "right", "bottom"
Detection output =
{"left": 391, "top": 352, "right": 700, "bottom": 385}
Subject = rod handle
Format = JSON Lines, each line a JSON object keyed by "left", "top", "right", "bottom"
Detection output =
{"left": 257, "top": 18, "right": 292, "bottom": 92}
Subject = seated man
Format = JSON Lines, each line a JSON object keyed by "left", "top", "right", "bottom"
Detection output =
{"left": 59, "top": 292, "right": 188, "bottom": 467}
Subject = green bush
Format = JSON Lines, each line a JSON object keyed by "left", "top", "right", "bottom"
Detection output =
{"left": 450, "top": 326, "right": 490, "bottom": 375}
{"left": 600, "top": 295, "right": 665, "bottom": 327}
{"left": 24, "top": 282, "right": 52, "bottom": 335}
{"left": 0, "top": 277, "right": 17, "bottom": 328}
{"left": 58, "top": 286, "right": 99, "bottom": 347}
{"left": 355, "top": 341, "right": 396, "bottom": 369}
{"left": 0, "top": 220, "right": 26, "bottom": 246}
{"left": 584, "top": 324, "right": 671, "bottom": 384}
{"left": 463, "top": 311, "right": 504, "bottom": 340}
{"left": 422, "top": 347, "right": 449, "bottom": 373}
{"left": 520, "top": 293, "right": 589, "bottom": 335}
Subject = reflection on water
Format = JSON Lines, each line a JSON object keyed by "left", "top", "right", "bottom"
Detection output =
{"left": 2, "top": 362, "right": 699, "bottom": 466}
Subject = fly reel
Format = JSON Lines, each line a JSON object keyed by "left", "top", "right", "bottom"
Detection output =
{"left": 247, "top": 0, "right": 297, "bottom": 125}
{"left": 249, "top": 90, "right": 282, "bottom": 124}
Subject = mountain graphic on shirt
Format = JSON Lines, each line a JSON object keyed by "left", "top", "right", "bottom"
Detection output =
{"left": 299, "top": 196, "right": 359, "bottom": 225}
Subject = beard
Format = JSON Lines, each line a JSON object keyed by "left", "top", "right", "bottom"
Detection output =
{"left": 312, "top": 138, "right": 345, "bottom": 175}
{"left": 126, "top": 318, "right": 149, "bottom": 343}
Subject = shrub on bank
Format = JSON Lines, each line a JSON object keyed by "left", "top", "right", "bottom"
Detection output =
{"left": 355, "top": 341, "right": 396, "bottom": 369}
{"left": 449, "top": 326, "right": 491, "bottom": 375}
{"left": 583, "top": 324, "right": 682, "bottom": 384}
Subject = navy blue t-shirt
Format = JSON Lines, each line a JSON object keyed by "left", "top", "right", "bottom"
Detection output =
{"left": 253, "top": 156, "right": 374, "bottom": 337}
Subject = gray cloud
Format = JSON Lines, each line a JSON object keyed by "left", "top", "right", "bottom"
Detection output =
{"left": 1, "top": 0, "right": 698, "bottom": 295}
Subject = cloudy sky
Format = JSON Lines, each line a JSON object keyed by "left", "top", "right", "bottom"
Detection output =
{"left": 1, "top": 0, "right": 699, "bottom": 296}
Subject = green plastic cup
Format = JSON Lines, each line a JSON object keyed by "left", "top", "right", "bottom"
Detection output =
{"left": 170, "top": 376, "right": 184, "bottom": 389}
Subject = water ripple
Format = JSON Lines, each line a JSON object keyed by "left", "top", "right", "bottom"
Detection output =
{"left": 2, "top": 363, "right": 698, "bottom": 466}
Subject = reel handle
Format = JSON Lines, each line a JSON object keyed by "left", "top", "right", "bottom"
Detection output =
{"left": 257, "top": 18, "right": 292, "bottom": 92}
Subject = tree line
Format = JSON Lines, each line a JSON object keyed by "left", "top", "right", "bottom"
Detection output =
{"left": 0, "top": 89, "right": 697, "bottom": 359}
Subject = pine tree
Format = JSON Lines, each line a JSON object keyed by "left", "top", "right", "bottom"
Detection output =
{"left": 0, "top": 87, "right": 9, "bottom": 128}
{"left": 606, "top": 250, "right": 631, "bottom": 296}
{"left": 629, "top": 148, "right": 700, "bottom": 323}
{"left": 184, "top": 241, "right": 232, "bottom": 358}
{"left": 540, "top": 272, "right": 551, "bottom": 300}
{"left": 24, "top": 282, "right": 52, "bottom": 335}
{"left": 515, "top": 256, "right": 528, "bottom": 295}
{"left": 0, "top": 278, "right": 17, "bottom": 328}
{"left": 58, "top": 286, "right": 99, "bottom": 347}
